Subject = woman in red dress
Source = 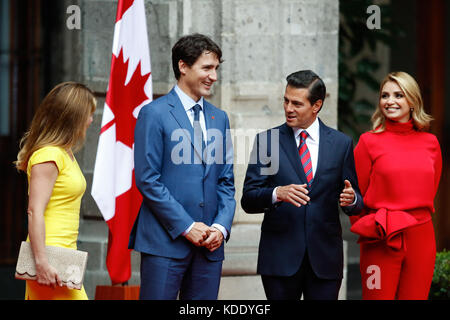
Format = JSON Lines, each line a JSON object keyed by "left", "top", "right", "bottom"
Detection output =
{"left": 350, "top": 71, "right": 442, "bottom": 300}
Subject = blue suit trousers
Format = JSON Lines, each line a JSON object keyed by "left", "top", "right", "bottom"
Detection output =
{"left": 139, "top": 250, "right": 223, "bottom": 300}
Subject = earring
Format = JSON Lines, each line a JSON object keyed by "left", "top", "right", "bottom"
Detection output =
{"left": 410, "top": 108, "right": 414, "bottom": 113}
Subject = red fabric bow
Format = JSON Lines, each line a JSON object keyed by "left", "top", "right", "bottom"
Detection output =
{"left": 350, "top": 208, "right": 418, "bottom": 250}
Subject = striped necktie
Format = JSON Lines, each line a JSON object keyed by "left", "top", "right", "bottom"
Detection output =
{"left": 298, "top": 130, "right": 313, "bottom": 187}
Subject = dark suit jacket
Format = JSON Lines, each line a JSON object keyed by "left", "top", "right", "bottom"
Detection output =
{"left": 241, "top": 119, "right": 363, "bottom": 279}
{"left": 129, "top": 88, "right": 236, "bottom": 262}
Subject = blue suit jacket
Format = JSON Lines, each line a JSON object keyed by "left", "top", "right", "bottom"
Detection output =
{"left": 129, "top": 88, "right": 236, "bottom": 261}
{"left": 241, "top": 119, "right": 363, "bottom": 279}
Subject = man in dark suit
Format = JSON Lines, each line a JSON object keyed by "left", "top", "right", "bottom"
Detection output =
{"left": 130, "top": 34, "right": 236, "bottom": 300}
{"left": 241, "top": 70, "right": 363, "bottom": 300}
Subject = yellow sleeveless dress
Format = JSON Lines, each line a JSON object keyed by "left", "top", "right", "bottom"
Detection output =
{"left": 25, "top": 146, "right": 88, "bottom": 300}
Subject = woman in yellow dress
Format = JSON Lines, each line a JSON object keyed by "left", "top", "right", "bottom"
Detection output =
{"left": 15, "top": 82, "right": 96, "bottom": 300}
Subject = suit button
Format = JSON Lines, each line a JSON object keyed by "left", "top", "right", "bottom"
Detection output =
{"left": 199, "top": 202, "right": 205, "bottom": 207}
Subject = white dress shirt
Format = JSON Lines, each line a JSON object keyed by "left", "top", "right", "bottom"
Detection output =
{"left": 174, "top": 85, "right": 207, "bottom": 142}
{"left": 174, "top": 85, "right": 227, "bottom": 239}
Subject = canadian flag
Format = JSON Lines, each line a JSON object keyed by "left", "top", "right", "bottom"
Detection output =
{"left": 91, "top": 0, "right": 152, "bottom": 284}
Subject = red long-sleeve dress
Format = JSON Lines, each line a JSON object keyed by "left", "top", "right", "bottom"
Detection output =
{"left": 351, "top": 118, "right": 442, "bottom": 299}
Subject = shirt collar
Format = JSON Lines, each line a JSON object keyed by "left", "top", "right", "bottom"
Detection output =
{"left": 292, "top": 117, "right": 320, "bottom": 142}
{"left": 174, "top": 84, "right": 204, "bottom": 112}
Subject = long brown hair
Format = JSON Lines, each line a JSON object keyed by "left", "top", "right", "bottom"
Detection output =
{"left": 371, "top": 71, "right": 433, "bottom": 132}
{"left": 15, "top": 82, "right": 96, "bottom": 171}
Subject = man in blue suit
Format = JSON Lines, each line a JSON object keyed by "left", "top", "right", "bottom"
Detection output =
{"left": 130, "top": 34, "right": 236, "bottom": 300}
{"left": 241, "top": 70, "right": 363, "bottom": 300}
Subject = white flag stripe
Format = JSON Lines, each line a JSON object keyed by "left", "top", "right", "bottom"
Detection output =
{"left": 92, "top": 123, "right": 116, "bottom": 221}
{"left": 112, "top": 0, "right": 151, "bottom": 85}
{"left": 114, "top": 141, "right": 134, "bottom": 197}
{"left": 100, "top": 103, "right": 115, "bottom": 128}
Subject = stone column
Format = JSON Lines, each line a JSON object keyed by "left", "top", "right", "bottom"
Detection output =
{"left": 73, "top": 0, "right": 341, "bottom": 299}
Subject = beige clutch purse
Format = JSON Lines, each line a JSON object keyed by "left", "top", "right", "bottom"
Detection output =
{"left": 15, "top": 241, "right": 88, "bottom": 290}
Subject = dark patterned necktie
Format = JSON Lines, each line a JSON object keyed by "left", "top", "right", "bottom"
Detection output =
{"left": 298, "top": 130, "right": 313, "bottom": 187}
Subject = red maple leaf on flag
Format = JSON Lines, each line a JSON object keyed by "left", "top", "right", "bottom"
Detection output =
{"left": 104, "top": 48, "right": 151, "bottom": 148}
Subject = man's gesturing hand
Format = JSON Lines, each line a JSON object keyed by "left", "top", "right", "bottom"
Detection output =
{"left": 184, "top": 222, "right": 211, "bottom": 246}
{"left": 276, "top": 184, "right": 310, "bottom": 207}
{"left": 340, "top": 179, "right": 356, "bottom": 207}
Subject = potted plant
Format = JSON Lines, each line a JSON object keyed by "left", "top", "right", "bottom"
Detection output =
{"left": 429, "top": 249, "right": 450, "bottom": 300}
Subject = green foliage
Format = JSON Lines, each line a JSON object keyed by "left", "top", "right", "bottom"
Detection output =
{"left": 338, "top": 0, "right": 404, "bottom": 140}
{"left": 429, "top": 249, "right": 450, "bottom": 300}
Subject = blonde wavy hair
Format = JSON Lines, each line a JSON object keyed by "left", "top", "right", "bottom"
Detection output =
{"left": 15, "top": 82, "right": 96, "bottom": 171}
{"left": 371, "top": 71, "right": 433, "bottom": 133}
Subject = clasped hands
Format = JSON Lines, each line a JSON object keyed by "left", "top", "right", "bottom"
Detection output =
{"left": 276, "top": 179, "right": 356, "bottom": 207}
{"left": 184, "top": 222, "right": 224, "bottom": 252}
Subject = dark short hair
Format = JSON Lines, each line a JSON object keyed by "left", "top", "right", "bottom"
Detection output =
{"left": 172, "top": 33, "right": 223, "bottom": 80}
{"left": 286, "top": 70, "right": 326, "bottom": 107}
